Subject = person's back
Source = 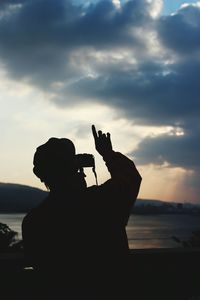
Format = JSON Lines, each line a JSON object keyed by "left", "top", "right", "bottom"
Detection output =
{"left": 22, "top": 125, "right": 142, "bottom": 299}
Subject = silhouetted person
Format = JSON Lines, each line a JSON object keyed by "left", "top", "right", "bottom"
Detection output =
{"left": 22, "top": 125, "right": 142, "bottom": 299}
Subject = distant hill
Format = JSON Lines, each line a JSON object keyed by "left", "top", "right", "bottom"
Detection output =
{"left": 132, "top": 198, "right": 200, "bottom": 215}
{"left": 134, "top": 198, "right": 199, "bottom": 208}
{"left": 0, "top": 182, "right": 171, "bottom": 213}
{"left": 0, "top": 182, "right": 198, "bottom": 214}
{"left": 135, "top": 198, "right": 171, "bottom": 207}
{"left": 0, "top": 182, "right": 47, "bottom": 213}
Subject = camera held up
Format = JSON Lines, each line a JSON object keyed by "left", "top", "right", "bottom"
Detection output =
{"left": 76, "top": 154, "right": 98, "bottom": 185}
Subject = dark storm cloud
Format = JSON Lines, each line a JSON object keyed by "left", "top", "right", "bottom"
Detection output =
{"left": 124, "top": 3, "right": 200, "bottom": 179}
{"left": 0, "top": 0, "right": 151, "bottom": 86}
{"left": 67, "top": 58, "right": 200, "bottom": 126}
{"left": 132, "top": 124, "right": 200, "bottom": 201}
{"left": 158, "top": 4, "right": 200, "bottom": 54}
{"left": 1, "top": 0, "right": 199, "bottom": 122}
{"left": 133, "top": 128, "right": 200, "bottom": 171}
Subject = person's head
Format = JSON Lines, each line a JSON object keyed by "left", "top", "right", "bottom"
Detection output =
{"left": 33, "top": 137, "right": 86, "bottom": 190}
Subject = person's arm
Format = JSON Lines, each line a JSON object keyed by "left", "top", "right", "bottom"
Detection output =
{"left": 22, "top": 209, "right": 42, "bottom": 269}
{"left": 92, "top": 125, "right": 142, "bottom": 207}
{"left": 104, "top": 151, "right": 141, "bottom": 201}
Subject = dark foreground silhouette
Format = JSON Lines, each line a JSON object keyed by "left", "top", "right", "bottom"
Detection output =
{"left": 22, "top": 125, "right": 142, "bottom": 299}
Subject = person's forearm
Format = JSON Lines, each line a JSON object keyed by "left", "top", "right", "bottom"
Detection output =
{"left": 103, "top": 151, "right": 134, "bottom": 179}
{"left": 92, "top": 124, "right": 142, "bottom": 198}
{"left": 103, "top": 151, "right": 142, "bottom": 198}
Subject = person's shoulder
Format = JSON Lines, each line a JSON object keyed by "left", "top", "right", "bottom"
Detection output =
{"left": 86, "top": 180, "right": 112, "bottom": 194}
{"left": 111, "top": 151, "right": 135, "bottom": 164}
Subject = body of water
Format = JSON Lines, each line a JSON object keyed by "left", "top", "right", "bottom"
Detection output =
{"left": 127, "top": 214, "right": 200, "bottom": 249}
{"left": 1, "top": 213, "right": 200, "bottom": 249}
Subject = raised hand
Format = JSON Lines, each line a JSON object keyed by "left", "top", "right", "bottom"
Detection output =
{"left": 92, "top": 125, "right": 113, "bottom": 158}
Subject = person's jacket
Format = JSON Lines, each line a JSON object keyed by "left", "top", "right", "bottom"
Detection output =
{"left": 22, "top": 151, "right": 141, "bottom": 295}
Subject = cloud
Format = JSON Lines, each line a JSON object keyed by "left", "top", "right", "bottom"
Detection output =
{"left": 0, "top": 0, "right": 153, "bottom": 87}
{"left": 133, "top": 127, "right": 200, "bottom": 171}
{"left": 66, "top": 58, "right": 200, "bottom": 127}
{"left": 158, "top": 3, "right": 200, "bottom": 55}
{"left": 125, "top": 3, "right": 200, "bottom": 179}
{"left": 1, "top": 0, "right": 199, "bottom": 126}
{"left": 132, "top": 122, "right": 200, "bottom": 202}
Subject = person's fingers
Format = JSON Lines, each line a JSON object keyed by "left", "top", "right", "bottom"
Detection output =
{"left": 92, "top": 125, "right": 98, "bottom": 141}
{"left": 98, "top": 130, "right": 102, "bottom": 138}
{"left": 107, "top": 132, "right": 112, "bottom": 148}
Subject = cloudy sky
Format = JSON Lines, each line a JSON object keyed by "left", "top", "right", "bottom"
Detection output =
{"left": 0, "top": 0, "right": 199, "bottom": 203}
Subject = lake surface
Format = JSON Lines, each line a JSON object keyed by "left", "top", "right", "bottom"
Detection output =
{"left": 127, "top": 214, "right": 200, "bottom": 249}
{"left": 1, "top": 213, "right": 200, "bottom": 249}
